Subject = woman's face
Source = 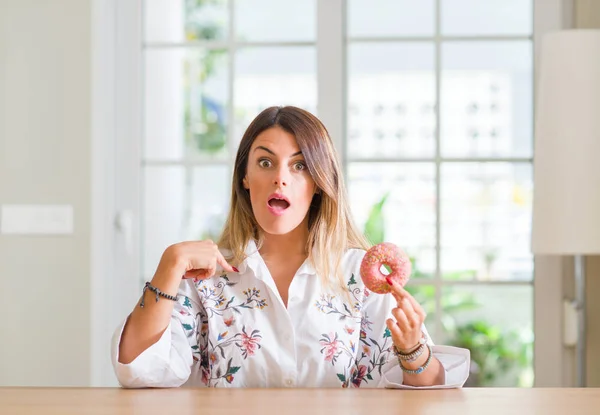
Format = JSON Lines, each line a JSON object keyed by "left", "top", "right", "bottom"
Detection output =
{"left": 243, "top": 127, "right": 317, "bottom": 236}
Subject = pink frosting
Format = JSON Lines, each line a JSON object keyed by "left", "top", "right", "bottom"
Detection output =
{"left": 360, "top": 242, "right": 411, "bottom": 294}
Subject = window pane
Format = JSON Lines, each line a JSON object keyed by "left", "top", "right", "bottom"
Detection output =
{"left": 144, "top": 49, "right": 229, "bottom": 161}
{"left": 143, "top": 166, "right": 185, "bottom": 277}
{"left": 348, "top": 0, "right": 435, "bottom": 38}
{"left": 348, "top": 163, "right": 436, "bottom": 279}
{"left": 143, "top": 165, "right": 230, "bottom": 277}
{"left": 442, "top": 0, "right": 533, "bottom": 36}
{"left": 234, "top": 47, "right": 317, "bottom": 142}
{"left": 441, "top": 41, "right": 533, "bottom": 158}
{"left": 439, "top": 285, "right": 533, "bottom": 387}
{"left": 348, "top": 43, "right": 435, "bottom": 159}
{"left": 235, "top": 0, "right": 316, "bottom": 42}
{"left": 189, "top": 166, "right": 231, "bottom": 241}
{"left": 441, "top": 163, "right": 533, "bottom": 281}
{"left": 144, "top": 0, "right": 229, "bottom": 42}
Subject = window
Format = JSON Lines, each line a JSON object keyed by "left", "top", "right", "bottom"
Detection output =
{"left": 142, "top": 0, "right": 317, "bottom": 279}
{"left": 346, "top": 0, "right": 534, "bottom": 387}
{"left": 134, "top": 0, "right": 539, "bottom": 387}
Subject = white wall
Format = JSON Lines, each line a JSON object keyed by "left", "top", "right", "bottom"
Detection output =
{"left": 0, "top": 0, "right": 91, "bottom": 386}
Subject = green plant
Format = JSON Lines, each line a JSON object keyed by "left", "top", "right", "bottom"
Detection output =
{"left": 183, "top": 0, "right": 227, "bottom": 154}
{"left": 185, "top": 0, "right": 227, "bottom": 41}
{"left": 363, "top": 192, "right": 389, "bottom": 245}
{"left": 448, "top": 321, "right": 533, "bottom": 387}
{"left": 184, "top": 95, "right": 227, "bottom": 153}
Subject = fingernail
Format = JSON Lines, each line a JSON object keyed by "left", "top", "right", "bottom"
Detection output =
{"left": 232, "top": 267, "right": 239, "bottom": 273}
{"left": 386, "top": 276, "right": 394, "bottom": 286}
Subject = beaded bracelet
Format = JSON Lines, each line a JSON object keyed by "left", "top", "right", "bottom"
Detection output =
{"left": 399, "top": 345, "right": 433, "bottom": 375}
{"left": 139, "top": 282, "right": 178, "bottom": 308}
{"left": 393, "top": 331, "right": 428, "bottom": 362}
{"left": 395, "top": 331, "right": 428, "bottom": 354}
{"left": 393, "top": 343, "right": 426, "bottom": 362}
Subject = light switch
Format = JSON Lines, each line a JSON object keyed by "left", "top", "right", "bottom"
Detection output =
{"left": 0, "top": 204, "right": 74, "bottom": 235}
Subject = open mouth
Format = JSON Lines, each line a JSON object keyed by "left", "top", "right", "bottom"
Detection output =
{"left": 267, "top": 193, "right": 291, "bottom": 215}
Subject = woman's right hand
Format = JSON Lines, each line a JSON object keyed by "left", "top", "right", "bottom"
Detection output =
{"left": 119, "top": 239, "right": 237, "bottom": 364}
{"left": 158, "top": 240, "right": 238, "bottom": 282}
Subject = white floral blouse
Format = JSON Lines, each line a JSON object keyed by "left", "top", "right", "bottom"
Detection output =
{"left": 111, "top": 240, "right": 470, "bottom": 388}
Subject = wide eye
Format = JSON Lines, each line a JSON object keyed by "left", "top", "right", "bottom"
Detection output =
{"left": 258, "top": 159, "right": 272, "bottom": 168}
{"left": 293, "top": 162, "right": 306, "bottom": 171}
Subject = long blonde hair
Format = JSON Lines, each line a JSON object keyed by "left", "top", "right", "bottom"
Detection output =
{"left": 218, "top": 106, "right": 370, "bottom": 292}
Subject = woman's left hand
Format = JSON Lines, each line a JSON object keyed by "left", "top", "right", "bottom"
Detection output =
{"left": 384, "top": 277, "right": 427, "bottom": 351}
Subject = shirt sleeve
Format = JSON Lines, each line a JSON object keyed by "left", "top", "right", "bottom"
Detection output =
{"left": 359, "top": 284, "right": 471, "bottom": 389}
{"left": 111, "top": 279, "right": 207, "bottom": 388}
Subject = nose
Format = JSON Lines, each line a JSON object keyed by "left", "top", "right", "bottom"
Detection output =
{"left": 273, "top": 165, "right": 289, "bottom": 187}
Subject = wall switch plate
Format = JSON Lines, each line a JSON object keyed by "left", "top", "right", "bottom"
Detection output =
{"left": 0, "top": 204, "right": 74, "bottom": 235}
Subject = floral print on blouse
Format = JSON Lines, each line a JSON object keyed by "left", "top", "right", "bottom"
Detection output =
{"left": 111, "top": 240, "right": 470, "bottom": 388}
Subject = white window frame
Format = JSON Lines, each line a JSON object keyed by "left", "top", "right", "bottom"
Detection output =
{"left": 91, "top": 0, "right": 572, "bottom": 387}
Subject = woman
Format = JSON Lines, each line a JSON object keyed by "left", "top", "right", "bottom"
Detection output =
{"left": 112, "top": 106, "right": 469, "bottom": 388}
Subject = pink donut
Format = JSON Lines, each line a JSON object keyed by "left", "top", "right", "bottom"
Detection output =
{"left": 360, "top": 242, "right": 411, "bottom": 294}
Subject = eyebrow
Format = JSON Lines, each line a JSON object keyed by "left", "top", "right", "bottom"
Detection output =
{"left": 254, "top": 146, "right": 303, "bottom": 158}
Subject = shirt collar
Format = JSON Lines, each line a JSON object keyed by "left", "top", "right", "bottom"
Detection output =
{"left": 239, "top": 239, "right": 317, "bottom": 277}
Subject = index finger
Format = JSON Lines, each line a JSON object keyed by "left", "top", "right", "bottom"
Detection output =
{"left": 385, "top": 276, "right": 406, "bottom": 301}
{"left": 216, "top": 249, "right": 237, "bottom": 273}
{"left": 387, "top": 279, "right": 425, "bottom": 317}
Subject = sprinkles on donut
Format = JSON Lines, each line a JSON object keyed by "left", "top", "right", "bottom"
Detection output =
{"left": 360, "top": 242, "right": 411, "bottom": 294}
